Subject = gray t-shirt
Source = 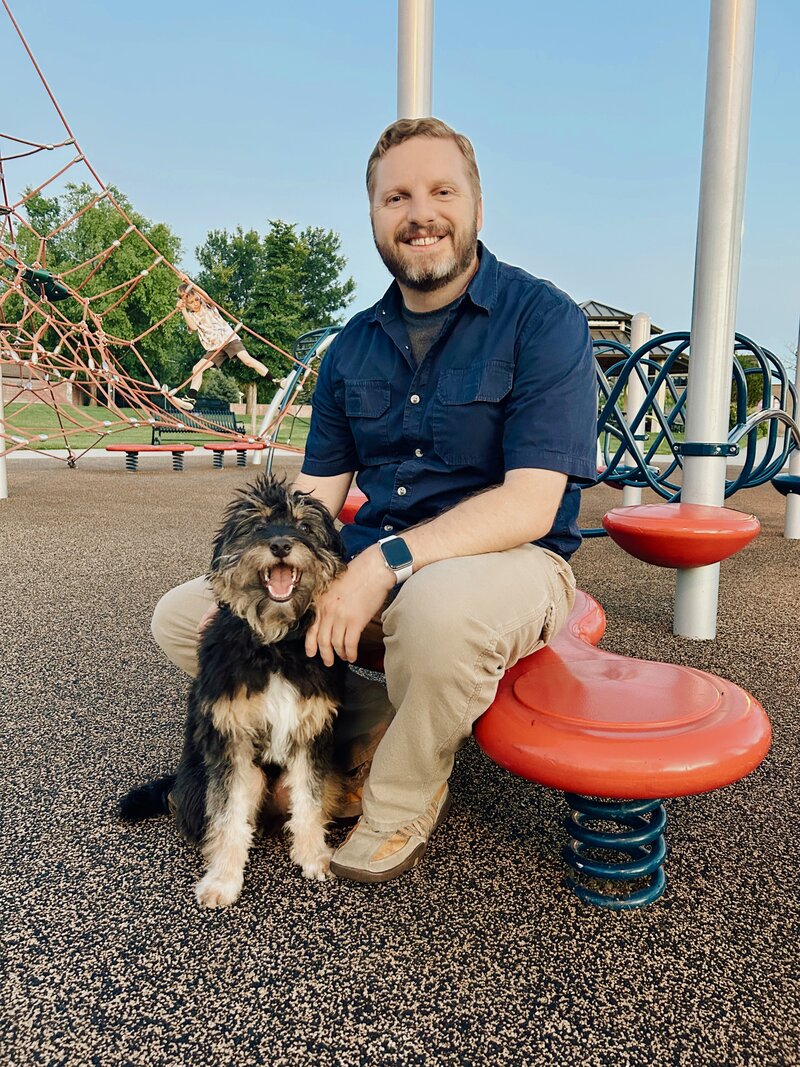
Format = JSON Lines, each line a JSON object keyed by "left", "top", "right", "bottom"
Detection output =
{"left": 400, "top": 295, "right": 464, "bottom": 365}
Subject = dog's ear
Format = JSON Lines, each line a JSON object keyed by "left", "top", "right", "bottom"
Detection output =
{"left": 210, "top": 494, "right": 249, "bottom": 572}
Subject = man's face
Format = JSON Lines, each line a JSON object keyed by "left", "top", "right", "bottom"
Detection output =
{"left": 370, "top": 136, "right": 482, "bottom": 293}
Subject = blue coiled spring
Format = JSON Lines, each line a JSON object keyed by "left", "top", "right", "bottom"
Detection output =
{"left": 562, "top": 794, "right": 667, "bottom": 910}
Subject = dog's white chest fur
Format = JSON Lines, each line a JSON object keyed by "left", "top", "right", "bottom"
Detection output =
{"left": 211, "top": 675, "right": 336, "bottom": 763}
{"left": 260, "top": 675, "right": 308, "bottom": 763}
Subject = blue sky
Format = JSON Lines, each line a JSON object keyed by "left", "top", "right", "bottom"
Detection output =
{"left": 4, "top": 1, "right": 799, "bottom": 366}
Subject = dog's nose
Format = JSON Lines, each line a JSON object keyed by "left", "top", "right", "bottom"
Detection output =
{"left": 269, "top": 538, "right": 293, "bottom": 559}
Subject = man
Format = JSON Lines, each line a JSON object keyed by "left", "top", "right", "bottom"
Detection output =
{"left": 152, "top": 117, "right": 597, "bottom": 883}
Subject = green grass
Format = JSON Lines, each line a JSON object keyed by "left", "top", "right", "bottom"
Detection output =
{"left": 3, "top": 402, "right": 310, "bottom": 451}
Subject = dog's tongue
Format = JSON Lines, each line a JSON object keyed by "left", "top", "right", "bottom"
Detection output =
{"left": 268, "top": 563, "right": 294, "bottom": 598}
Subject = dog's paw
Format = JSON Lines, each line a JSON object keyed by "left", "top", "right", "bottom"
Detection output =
{"left": 299, "top": 852, "right": 333, "bottom": 881}
{"left": 194, "top": 874, "right": 243, "bottom": 908}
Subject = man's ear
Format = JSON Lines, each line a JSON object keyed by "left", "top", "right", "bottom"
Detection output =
{"left": 476, "top": 198, "right": 483, "bottom": 233}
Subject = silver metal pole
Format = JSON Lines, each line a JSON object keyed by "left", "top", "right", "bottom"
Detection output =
{"left": 674, "top": 0, "right": 757, "bottom": 639}
{"left": 622, "top": 313, "right": 651, "bottom": 507}
{"left": 397, "top": 0, "right": 434, "bottom": 118}
{"left": 0, "top": 363, "right": 8, "bottom": 500}
{"left": 784, "top": 320, "right": 800, "bottom": 538}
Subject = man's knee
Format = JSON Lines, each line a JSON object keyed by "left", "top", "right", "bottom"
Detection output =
{"left": 150, "top": 584, "right": 195, "bottom": 658}
{"left": 150, "top": 586, "right": 176, "bottom": 652}
{"left": 383, "top": 563, "right": 495, "bottom": 661}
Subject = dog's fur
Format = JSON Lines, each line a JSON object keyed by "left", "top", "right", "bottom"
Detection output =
{"left": 119, "top": 474, "right": 347, "bottom": 908}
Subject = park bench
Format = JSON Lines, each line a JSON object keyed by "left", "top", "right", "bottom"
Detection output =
{"left": 149, "top": 395, "right": 244, "bottom": 444}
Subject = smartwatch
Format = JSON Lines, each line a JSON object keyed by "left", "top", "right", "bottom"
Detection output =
{"left": 377, "top": 535, "right": 414, "bottom": 585}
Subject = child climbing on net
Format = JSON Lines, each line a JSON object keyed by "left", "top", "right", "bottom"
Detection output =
{"left": 171, "top": 282, "right": 275, "bottom": 411}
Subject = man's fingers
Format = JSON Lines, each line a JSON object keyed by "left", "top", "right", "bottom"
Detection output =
{"left": 318, "top": 636, "right": 335, "bottom": 667}
{"left": 342, "top": 624, "right": 362, "bottom": 664}
{"left": 330, "top": 622, "right": 348, "bottom": 664}
{"left": 315, "top": 617, "right": 336, "bottom": 667}
{"left": 305, "top": 618, "right": 319, "bottom": 658}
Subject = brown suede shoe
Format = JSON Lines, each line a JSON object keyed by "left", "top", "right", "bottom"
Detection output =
{"left": 329, "top": 784, "right": 451, "bottom": 883}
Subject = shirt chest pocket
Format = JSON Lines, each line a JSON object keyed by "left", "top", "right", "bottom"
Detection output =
{"left": 343, "top": 380, "right": 391, "bottom": 464}
{"left": 433, "top": 361, "right": 514, "bottom": 466}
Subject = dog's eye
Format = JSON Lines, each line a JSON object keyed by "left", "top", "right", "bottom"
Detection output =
{"left": 297, "top": 521, "right": 311, "bottom": 533}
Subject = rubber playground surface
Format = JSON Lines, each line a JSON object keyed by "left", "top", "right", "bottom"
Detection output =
{"left": 1, "top": 455, "right": 797, "bottom": 1066}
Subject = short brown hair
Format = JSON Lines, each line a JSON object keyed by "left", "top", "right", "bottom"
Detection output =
{"left": 366, "top": 118, "right": 481, "bottom": 202}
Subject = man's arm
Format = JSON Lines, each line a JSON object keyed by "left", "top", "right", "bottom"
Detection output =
{"left": 291, "top": 470, "right": 354, "bottom": 520}
{"left": 400, "top": 467, "right": 566, "bottom": 565}
{"left": 306, "top": 467, "right": 566, "bottom": 666}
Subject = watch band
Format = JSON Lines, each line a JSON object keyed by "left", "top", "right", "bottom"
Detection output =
{"left": 377, "top": 535, "right": 414, "bottom": 585}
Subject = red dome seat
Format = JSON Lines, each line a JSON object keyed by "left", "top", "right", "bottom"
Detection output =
{"left": 473, "top": 590, "right": 770, "bottom": 908}
{"left": 602, "top": 503, "right": 760, "bottom": 567}
{"left": 338, "top": 487, "right": 369, "bottom": 526}
{"left": 474, "top": 592, "right": 770, "bottom": 799}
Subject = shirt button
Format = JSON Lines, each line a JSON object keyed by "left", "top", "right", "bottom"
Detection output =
{"left": 397, "top": 486, "right": 407, "bottom": 496}
{"left": 410, "top": 394, "right": 420, "bottom": 404}
{"left": 414, "top": 448, "right": 423, "bottom": 457}
{"left": 383, "top": 524, "right": 394, "bottom": 532}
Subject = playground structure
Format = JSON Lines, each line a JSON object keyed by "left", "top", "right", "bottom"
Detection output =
{"left": 0, "top": 0, "right": 325, "bottom": 490}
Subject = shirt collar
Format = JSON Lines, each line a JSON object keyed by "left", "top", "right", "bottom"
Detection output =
{"left": 373, "top": 241, "right": 499, "bottom": 324}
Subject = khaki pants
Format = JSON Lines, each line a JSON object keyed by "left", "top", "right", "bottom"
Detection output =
{"left": 150, "top": 544, "right": 575, "bottom": 831}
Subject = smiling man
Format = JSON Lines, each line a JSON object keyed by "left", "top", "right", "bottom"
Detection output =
{"left": 290, "top": 118, "right": 598, "bottom": 882}
{"left": 151, "top": 118, "right": 597, "bottom": 884}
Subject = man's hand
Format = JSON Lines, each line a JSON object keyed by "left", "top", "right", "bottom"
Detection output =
{"left": 198, "top": 603, "right": 219, "bottom": 633}
{"left": 305, "top": 545, "right": 395, "bottom": 666}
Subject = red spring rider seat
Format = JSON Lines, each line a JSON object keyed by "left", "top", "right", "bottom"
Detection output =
{"left": 474, "top": 591, "right": 770, "bottom": 908}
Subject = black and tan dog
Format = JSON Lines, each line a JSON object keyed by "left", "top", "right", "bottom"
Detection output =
{"left": 120, "top": 475, "right": 347, "bottom": 907}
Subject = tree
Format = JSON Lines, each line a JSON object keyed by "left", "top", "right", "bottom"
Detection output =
{"left": 194, "top": 220, "right": 355, "bottom": 397}
{"left": 11, "top": 183, "right": 191, "bottom": 387}
{"left": 198, "top": 367, "right": 241, "bottom": 404}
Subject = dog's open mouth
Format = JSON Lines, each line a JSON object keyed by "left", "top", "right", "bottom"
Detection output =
{"left": 260, "top": 564, "right": 301, "bottom": 602}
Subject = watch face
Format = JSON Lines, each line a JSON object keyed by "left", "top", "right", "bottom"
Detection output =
{"left": 381, "top": 537, "right": 413, "bottom": 569}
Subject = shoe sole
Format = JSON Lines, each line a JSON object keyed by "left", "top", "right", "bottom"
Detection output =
{"left": 330, "top": 791, "right": 452, "bottom": 884}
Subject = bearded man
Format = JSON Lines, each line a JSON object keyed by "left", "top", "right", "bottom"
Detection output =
{"left": 152, "top": 118, "right": 597, "bottom": 883}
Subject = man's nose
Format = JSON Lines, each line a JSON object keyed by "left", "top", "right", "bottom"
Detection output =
{"left": 269, "top": 538, "right": 292, "bottom": 559}
{"left": 406, "top": 195, "right": 437, "bottom": 227}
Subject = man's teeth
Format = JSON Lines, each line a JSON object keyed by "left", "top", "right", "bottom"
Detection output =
{"left": 408, "top": 236, "right": 441, "bottom": 246}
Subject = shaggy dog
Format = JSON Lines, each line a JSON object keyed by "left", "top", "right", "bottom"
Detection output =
{"left": 119, "top": 474, "right": 347, "bottom": 908}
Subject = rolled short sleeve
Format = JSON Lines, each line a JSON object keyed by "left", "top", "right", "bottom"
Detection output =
{"left": 503, "top": 298, "right": 598, "bottom": 483}
{"left": 301, "top": 343, "right": 359, "bottom": 477}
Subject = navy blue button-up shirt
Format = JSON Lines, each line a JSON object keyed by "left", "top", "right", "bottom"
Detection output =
{"left": 302, "top": 244, "right": 597, "bottom": 561}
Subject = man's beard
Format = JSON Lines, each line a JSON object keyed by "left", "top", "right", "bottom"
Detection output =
{"left": 372, "top": 219, "right": 478, "bottom": 292}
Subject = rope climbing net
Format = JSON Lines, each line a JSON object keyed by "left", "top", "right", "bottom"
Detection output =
{"left": 0, "top": 1, "right": 308, "bottom": 466}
